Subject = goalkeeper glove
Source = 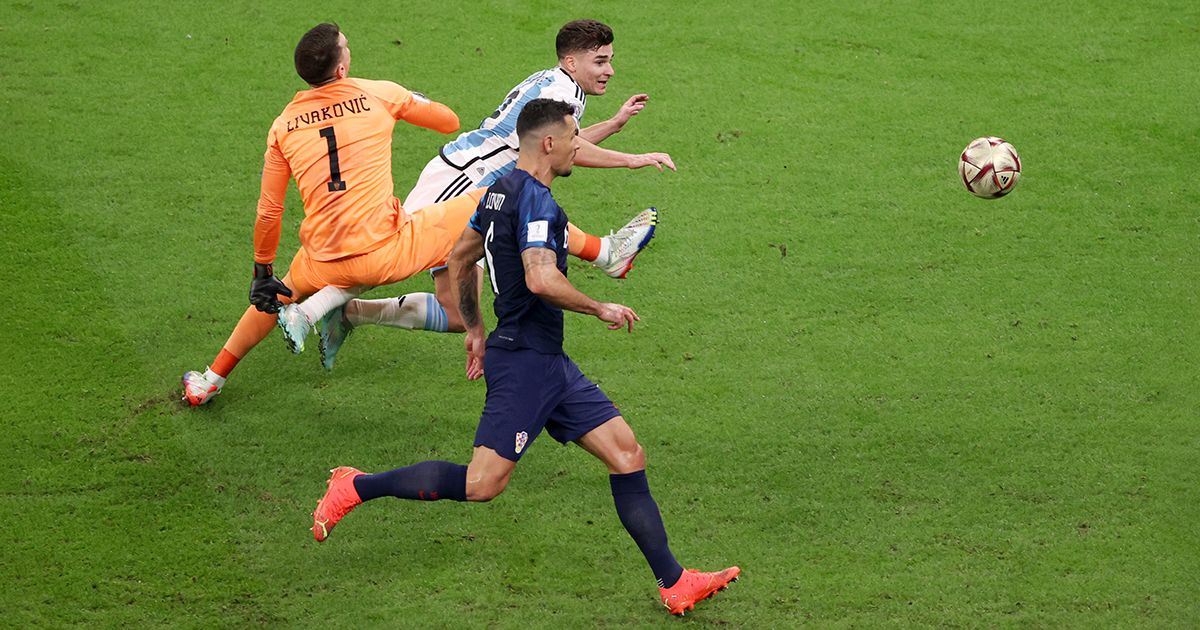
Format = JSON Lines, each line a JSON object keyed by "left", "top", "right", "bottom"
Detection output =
{"left": 249, "top": 262, "right": 293, "bottom": 314}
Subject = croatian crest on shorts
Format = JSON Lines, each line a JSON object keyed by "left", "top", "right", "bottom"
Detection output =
{"left": 515, "top": 431, "right": 528, "bottom": 454}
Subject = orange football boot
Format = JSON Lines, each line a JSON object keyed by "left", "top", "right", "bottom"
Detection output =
{"left": 658, "top": 566, "right": 740, "bottom": 616}
{"left": 312, "top": 466, "right": 365, "bottom": 542}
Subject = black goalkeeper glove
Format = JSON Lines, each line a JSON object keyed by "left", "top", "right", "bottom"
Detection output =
{"left": 249, "top": 262, "right": 293, "bottom": 314}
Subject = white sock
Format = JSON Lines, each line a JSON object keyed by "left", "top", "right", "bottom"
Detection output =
{"left": 344, "top": 293, "right": 449, "bottom": 332}
{"left": 203, "top": 368, "right": 226, "bottom": 388}
{"left": 594, "top": 236, "right": 612, "bottom": 265}
{"left": 297, "top": 286, "right": 360, "bottom": 324}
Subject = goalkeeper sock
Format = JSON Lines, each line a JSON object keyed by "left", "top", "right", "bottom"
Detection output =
{"left": 344, "top": 293, "right": 449, "bottom": 332}
{"left": 209, "top": 348, "right": 239, "bottom": 380}
{"left": 296, "top": 286, "right": 359, "bottom": 325}
{"left": 353, "top": 461, "right": 467, "bottom": 502}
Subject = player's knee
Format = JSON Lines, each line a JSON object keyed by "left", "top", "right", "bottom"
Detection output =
{"left": 467, "top": 483, "right": 505, "bottom": 502}
{"left": 611, "top": 441, "right": 646, "bottom": 474}
{"left": 466, "top": 475, "right": 509, "bottom": 502}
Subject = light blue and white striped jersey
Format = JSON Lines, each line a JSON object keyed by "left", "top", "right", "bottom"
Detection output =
{"left": 439, "top": 68, "right": 586, "bottom": 186}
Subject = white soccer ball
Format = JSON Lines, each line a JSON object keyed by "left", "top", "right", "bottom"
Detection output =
{"left": 958, "top": 137, "right": 1022, "bottom": 198}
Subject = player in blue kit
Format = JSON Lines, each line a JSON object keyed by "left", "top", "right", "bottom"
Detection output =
{"left": 310, "top": 99, "right": 738, "bottom": 616}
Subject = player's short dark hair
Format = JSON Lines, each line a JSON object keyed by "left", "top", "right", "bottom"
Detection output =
{"left": 516, "top": 99, "right": 575, "bottom": 141}
{"left": 294, "top": 22, "right": 342, "bottom": 85}
{"left": 555, "top": 19, "right": 613, "bottom": 58}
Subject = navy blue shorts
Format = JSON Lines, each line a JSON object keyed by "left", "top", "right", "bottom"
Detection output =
{"left": 475, "top": 347, "right": 620, "bottom": 461}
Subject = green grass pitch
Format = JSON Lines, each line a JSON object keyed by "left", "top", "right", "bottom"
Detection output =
{"left": 2, "top": 1, "right": 1198, "bottom": 626}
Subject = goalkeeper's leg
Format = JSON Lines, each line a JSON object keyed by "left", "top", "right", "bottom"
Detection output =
{"left": 182, "top": 269, "right": 313, "bottom": 406}
{"left": 183, "top": 305, "right": 284, "bottom": 406}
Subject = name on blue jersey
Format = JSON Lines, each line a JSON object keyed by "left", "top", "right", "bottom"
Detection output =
{"left": 484, "top": 192, "right": 507, "bottom": 211}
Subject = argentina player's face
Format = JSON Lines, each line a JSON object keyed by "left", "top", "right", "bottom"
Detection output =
{"left": 572, "top": 44, "right": 614, "bottom": 96}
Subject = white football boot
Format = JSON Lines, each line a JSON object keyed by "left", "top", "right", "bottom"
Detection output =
{"left": 181, "top": 369, "right": 222, "bottom": 406}
{"left": 595, "top": 207, "right": 658, "bottom": 279}
{"left": 277, "top": 304, "right": 313, "bottom": 354}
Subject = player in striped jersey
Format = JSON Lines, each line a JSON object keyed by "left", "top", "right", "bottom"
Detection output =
{"left": 278, "top": 20, "right": 673, "bottom": 369}
{"left": 408, "top": 19, "right": 673, "bottom": 274}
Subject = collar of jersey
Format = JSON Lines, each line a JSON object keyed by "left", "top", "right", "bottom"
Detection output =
{"left": 555, "top": 66, "right": 580, "bottom": 86}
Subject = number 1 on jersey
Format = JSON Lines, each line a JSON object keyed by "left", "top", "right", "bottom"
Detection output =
{"left": 319, "top": 126, "right": 347, "bottom": 192}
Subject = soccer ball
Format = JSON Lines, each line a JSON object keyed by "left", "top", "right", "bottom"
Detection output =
{"left": 958, "top": 137, "right": 1021, "bottom": 198}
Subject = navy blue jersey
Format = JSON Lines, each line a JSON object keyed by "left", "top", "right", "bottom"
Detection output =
{"left": 468, "top": 169, "right": 569, "bottom": 354}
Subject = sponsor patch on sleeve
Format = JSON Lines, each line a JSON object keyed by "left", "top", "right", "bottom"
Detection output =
{"left": 527, "top": 220, "right": 549, "bottom": 244}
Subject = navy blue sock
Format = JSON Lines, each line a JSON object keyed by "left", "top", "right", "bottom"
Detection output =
{"left": 353, "top": 461, "right": 467, "bottom": 502}
{"left": 610, "top": 470, "right": 684, "bottom": 589}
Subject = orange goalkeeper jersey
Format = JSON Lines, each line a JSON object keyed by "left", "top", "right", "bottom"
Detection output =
{"left": 255, "top": 77, "right": 459, "bottom": 263}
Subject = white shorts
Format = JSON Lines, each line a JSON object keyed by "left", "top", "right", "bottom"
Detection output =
{"left": 404, "top": 155, "right": 488, "bottom": 273}
{"left": 403, "top": 156, "right": 484, "bottom": 213}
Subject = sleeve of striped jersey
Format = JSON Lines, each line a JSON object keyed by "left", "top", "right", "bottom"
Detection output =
{"left": 516, "top": 186, "right": 560, "bottom": 251}
{"left": 253, "top": 126, "right": 291, "bottom": 264}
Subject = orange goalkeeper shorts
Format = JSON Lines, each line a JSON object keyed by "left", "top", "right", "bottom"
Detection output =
{"left": 285, "top": 188, "right": 485, "bottom": 296}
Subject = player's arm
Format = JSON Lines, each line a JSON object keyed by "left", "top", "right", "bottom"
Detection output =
{"left": 449, "top": 227, "right": 486, "bottom": 331}
{"left": 579, "top": 94, "right": 649, "bottom": 144}
{"left": 573, "top": 136, "right": 676, "bottom": 172}
{"left": 366, "top": 79, "right": 461, "bottom": 134}
{"left": 448, "top": 226, "right": 487, "bottom": 379}
{"left": 249, "top": 138, "right": 294, "bottom": 313}
{"left": 521, "top": 248, "right": 639, "bottom": 332}
{"left": 397, "top": 92, "right": 460, "bottom": 134}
